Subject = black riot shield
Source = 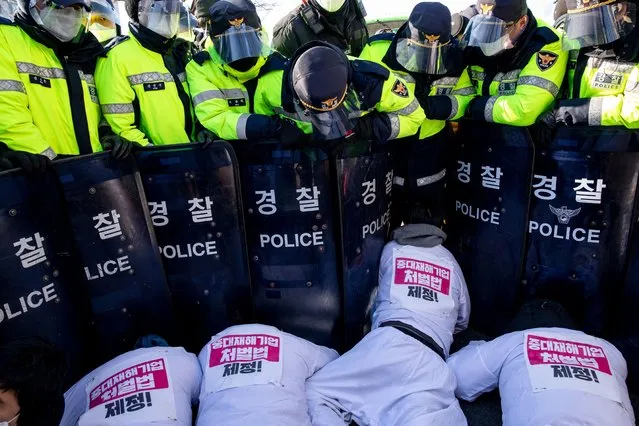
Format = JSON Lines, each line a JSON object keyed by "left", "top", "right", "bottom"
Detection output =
{"left": 53, "top": 153, "right": 176, "bottom": 362}
{"left": 446, "top": 122, "right": 535, "bottom": 335}
{"left": 0, "top": 168, "right": 92, "bottom": 384}
{"left": 336, "top": 142, "right": 393, "bottom": 349}
{"left": 237, "top": 142, "right": 341, "bottom": 349}
{"left": 524, "top": 127, "right": 639, "bottom": 334}
{"left": 135, "top": 143, "right": 252, "bottom": 352}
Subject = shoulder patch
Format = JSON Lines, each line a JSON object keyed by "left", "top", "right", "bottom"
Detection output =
{"left": 391, "top": 79, "right": 409, "bottom": 98}
{"left": 536, "top": 51, "right": 559, "bottom": 71}
{"left": 193, "top": 51, "right": 211, "bottom": 66}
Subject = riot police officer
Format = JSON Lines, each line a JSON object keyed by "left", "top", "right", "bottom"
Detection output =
{"left": 268, "top": 41, "right": 425, "bottom": 144}
{"left": 186, "top": 0, "right": 307, "bottom": 143}
{"left": 359, "top": 2, "right": 476, "bottom": 226}
{"left": 0, "top": 0, "right": 109, "bottom": 172}
{"left": 462, "top": 0, "right": 568, "bottom": 126}
{"left": 272, "top": 0, "right": 368, "bottom": 58}
{"left": 550, "top": 0, "right": 638, "bottom": 129}
{"left": 95, "top": 0, "right": 196, "bottom": 146}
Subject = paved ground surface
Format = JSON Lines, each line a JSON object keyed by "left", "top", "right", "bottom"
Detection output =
{"left": 451, "top": 330, "right": 639, "bottom": 425}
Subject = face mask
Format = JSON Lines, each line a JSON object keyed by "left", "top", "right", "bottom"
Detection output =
{"left": 315, "top": 0, "right": 347, "bottom": 13}
{"left": 90, "top": 23, "right": 117, "bottom": 42}
{"left": 0, "top": 413, "right": 19, "bottom": 426}
{"left": 30, "top": 2, "right": 87, "bottom": 42}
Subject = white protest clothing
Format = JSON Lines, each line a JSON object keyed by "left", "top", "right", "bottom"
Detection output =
{"left": 196, "top": 324, "right": 339, "bottom": 426}
{"left": 61, "top": 347, "right": 201, "bottom": 426}
{"left": 306, "top": 326, "right": 467, "bottom": 426}
{"left": 372, "top": 240, "right": 471, "bottom": 356}
{"left": 447, "top": 328, "right": 635, "bottom": 426}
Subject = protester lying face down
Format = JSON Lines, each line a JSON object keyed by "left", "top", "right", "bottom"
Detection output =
{"left": 0, "top": 338, "right": 67, "bottom": 426}
{"left": 448, "top": 299, "right": 636, "bottom": 426}
{"left": 61, "top": 341, "right": 201, "bottom": 426}
{"left": 305, "top": 204, "right": 470, "bottom": 426}
{"left": 195, "top": 324, "right": 338, "bottom": 426}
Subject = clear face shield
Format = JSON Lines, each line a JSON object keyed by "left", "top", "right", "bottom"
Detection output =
{"left": 212, "top": 22, "right": 269, "bottom": 65}
{"left": 178, "top": 4, "right": 197, "bottom": 41}
{"left": 29, "top": 0, "right": 89, "bottom": 43}
{"left": 295, "top": 88, "right": 361, "bottom": 141}
{"left": 395, "top": 24, "right": 455, "bottom": 74}
{"left": 138, "top": 0, "right": 182, "bottom": 39}
{"left": 88, "top": 0, "right": 119, "bottom": 42}
{"left": 462, "top": 14, "right": 521, "bottom": 56}
{"left": 562, "top": 0, "right": 636, "bottom": 49}
{"left": 0, "top": 0, "right": 18, "bottom": 20}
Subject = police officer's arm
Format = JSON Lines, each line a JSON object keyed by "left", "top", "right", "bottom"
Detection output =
{"left": 622, "top": 65, "right": 639, "bottom": 128}
{"left": 95, "top": 55, "right": 151, "bottom": 145}
{"left": 468, "top": 42, "right": 568, "bottom": 126}
{"left": 447, "top": 333, "right": 520, "bottom": 401}
{"left": 425, "top": 68, "right": 476, "bottom": 121}
{"left": 0, "top": 31, "right": 55, "bottom": 157}
{"left": 556, "top": 63, "right": 639, "bottom": 128}
{"left": 370, "top": 73, "right": 426, "bottom": 141}
{"left": 254, "top": 70, "right": 312, "bottom": 134}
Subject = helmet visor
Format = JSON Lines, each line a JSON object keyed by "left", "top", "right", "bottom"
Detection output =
{"left": 462, "top": 14, "right": 516, "bottom": 56}
{"left": 563, "top": 1, "right": 636, "bottom": 49}
{"left": 213, "top": 24, "right": 269, "bottom": 64}
{"left": 395, "top": 37, "right": 454, "bottom": 75}
{"left": 138, "top": 0, "right": 181, "bottom": 38}
{"left": 88, "top": 0, "right": 118, "bottom": 42}
{"left": 296, "top": 89, "right": 360, "bottom": 141}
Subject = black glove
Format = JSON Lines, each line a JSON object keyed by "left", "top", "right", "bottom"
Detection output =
{"left": 101, "top": 134, "right": 136, "bottom": 160}
{"left": 555, "top": 99, "right": 591, "bottom": 126}
{"left": 1, "top": 150, "right": 50, "bottom": 173}
{"left": 354, "top": 116, "right": 374, "bottom": 142}
{"left": 276, "top": 119, "right": 308, "bottom": 147}
{"left": 195, "top": 129, "right": 219, "bottom": 149}
{"left": 538, "top": 110, "right": 558, "bottom": 129}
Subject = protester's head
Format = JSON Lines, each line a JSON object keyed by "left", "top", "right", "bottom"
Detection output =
{"left": 24, "top": 0, "right": 91, "bottom": 43}
{"left": 505, "top": 299, "right": 576, "bottom": 333}
{"left": 126, "top": 0, "right": 182, "bottom": 39}
{"left": 462, "top": 0, "right": 529, "bottom": 56}
{"left": 561, "top": 0, "right": 636, "bottom": 50}
{"left": 206, "top": 0, "right": 269, "bottom": 73}
{"left": 290, "top": 42, "right": 360, "bottom": 141}
{"left": 404, "top": 202, "right": 444, "bottom": 227}
{"left": 0, "top": 338, "right": 67, "bottom": 426}
{"left": 88, "top": 0, "right": 119, "bottom": 43}
{"left": 394, "top": 2, "right": 459, "bottom": 75}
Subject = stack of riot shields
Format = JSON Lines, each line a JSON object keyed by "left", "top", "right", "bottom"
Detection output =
{"left": 0, "top": 137, "right": 393, "bottom": 383}
{"left": 446, "top": 122, "right": 639, "bottom": 387}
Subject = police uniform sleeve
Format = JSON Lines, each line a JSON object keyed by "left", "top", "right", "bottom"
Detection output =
{"left": 0, "top": 29, "right": 55, "bottom": 158}
{"left": 425, "top": 68, "right": 476, "bottom": 121}
{"left": 254, "top": 70, "right": 313, "bottom": 134}
{"left": 555, "top": 63, "right": 639, "bottom": 128}
{"left": 469, "top": 39, "right": 568, "bottom": 127}
{"left": 621, "top": 64, "right": 639, "bottom": 128}
{"left": 95, "top": 53, "right": 151, "bottom": 146}
{"left": 372, "top": 73, "right": 425, "bottom": 141}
